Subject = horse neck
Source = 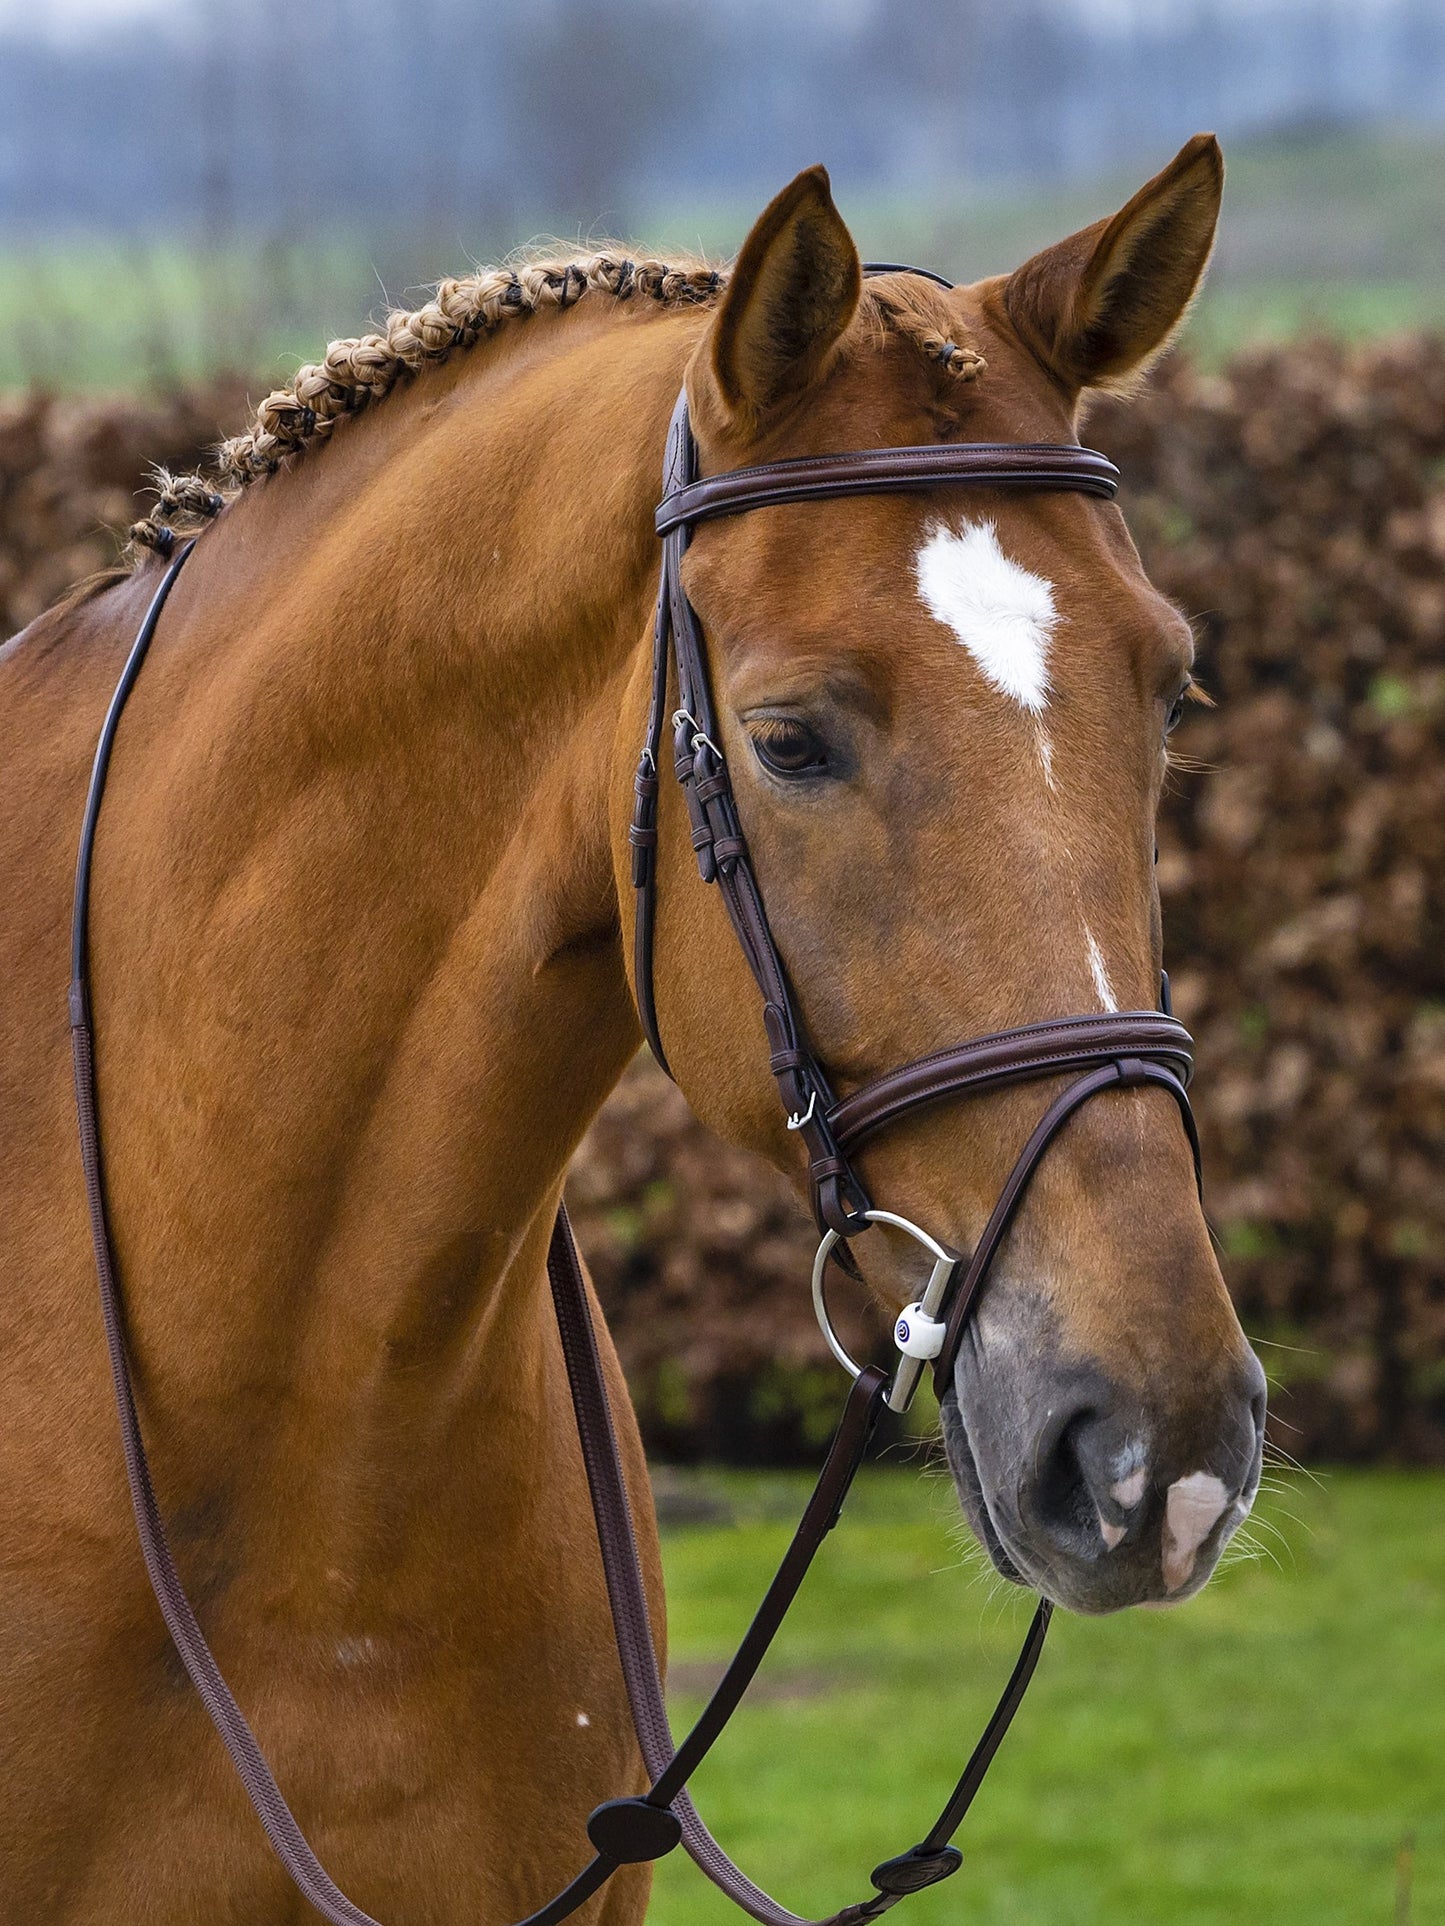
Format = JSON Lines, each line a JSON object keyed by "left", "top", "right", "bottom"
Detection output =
{"left": 96, "top": 307, "right": 695, "bottom": 1465}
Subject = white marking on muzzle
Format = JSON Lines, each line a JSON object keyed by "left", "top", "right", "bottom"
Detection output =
{"left": 1110, "top": 1453, "right": 1147, "bottom": 1511}
{"left": 1098, "top": 1510, "right": 1126, "bottom": 1551}
{"left": 915, "top": 519, "right": 1057, "bottom": 714}
{"left": 1162, "top": 1472, "right": 1231, "bottom": 1592}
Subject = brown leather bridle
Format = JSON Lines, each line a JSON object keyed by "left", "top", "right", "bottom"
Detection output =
{"left": 632, "top": 383, "right": 1196, "bottom": 1387}
{"left": 70, "top": 267, "right": 1200, "bottom": 1925}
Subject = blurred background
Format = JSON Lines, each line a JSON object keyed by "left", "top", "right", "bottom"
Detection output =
{"left": 2, "top": 0, "right": 1445, "bottom": 384}
{"left": 2, "top": 3, "right": 1441, "bottom": 1919}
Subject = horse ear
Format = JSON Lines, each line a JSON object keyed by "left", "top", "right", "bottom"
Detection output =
{"left": 702, "top": 165, "right": 862, "bottom": 433}
{"left": 1003, "top": 134, "right": 1223, "bottom": 393}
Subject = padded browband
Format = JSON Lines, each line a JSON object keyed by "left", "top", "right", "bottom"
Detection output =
{"left": 828, "top": 1012, "right": 1193, "bottom": 1153}
{"left": 656, "top": 441, "right": 1120, "bottom": 535}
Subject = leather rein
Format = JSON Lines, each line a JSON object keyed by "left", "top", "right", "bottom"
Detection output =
{"left": 70, "top": 267, "right": 1200, "bottom": 1924}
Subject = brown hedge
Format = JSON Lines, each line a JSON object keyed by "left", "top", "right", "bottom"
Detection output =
{"left": 4, "top": 340, "right": 1442, "bottom": 1462}
{"left": 579, "top": 340, "right": 1445, "bottom": 1466}
{"left": 0, "top": 383, "right": 252, "bottom": 632}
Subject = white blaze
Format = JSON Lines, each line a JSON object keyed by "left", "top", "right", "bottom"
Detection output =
{"left": 1085, "top": 927, "right": 1119, "bottom": 1012}
{"left": 914, "top": 518, "right": 1132, "bottom": 1019}
{"left": 1035, "top": 728, "right": 1056, "bottom": 790}
{"left": 915, "top": 519, "right": 1057, "bottom": 714}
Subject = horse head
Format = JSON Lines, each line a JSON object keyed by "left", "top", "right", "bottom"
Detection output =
{"left": 627, "top": 138, "right": 1265, "bottom": 1615}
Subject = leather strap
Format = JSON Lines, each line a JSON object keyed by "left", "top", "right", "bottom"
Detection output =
{"left": 828, "top": 1012, "right": 1194, "bottom": 1153}
{"left": 656, "top": 441, "right": 1119, "bottom": 535}
{"left": 627, "top": 543, "right": 674, "bottom": 1075}
{"left": 930, "top": 1058, "right": 1200, "bottom": 1397}
{"left": 548, "top": 1212, "right": 1053, "bottom": 1923}
{"left": 633, "top": 394, "right": 870, "bottom": 1235}
{"left": 858, "top": 262, "right": 958, "bottom": 290}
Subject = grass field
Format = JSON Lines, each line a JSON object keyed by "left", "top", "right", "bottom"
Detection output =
{"left": 647, "top": 1467, "right": 1443, "bottom": 1925}
{"left": 3, "top": 130, "right": 1443, "bottom": 391}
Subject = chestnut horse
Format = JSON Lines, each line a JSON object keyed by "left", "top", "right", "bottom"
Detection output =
{"left": 0, "top": 137, "right": 1264, "bottom": 1922}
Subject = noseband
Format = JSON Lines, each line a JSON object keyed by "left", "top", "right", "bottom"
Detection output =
{"left": 71, "top": 267, "right": 1200, "bottom": 1926}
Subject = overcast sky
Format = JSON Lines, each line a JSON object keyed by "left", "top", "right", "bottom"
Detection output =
{"left": 0, "top": 0, "right": 1401, "bottom": 36}
{"left": 0, "top": 0, "right": 167, "bottom": 33}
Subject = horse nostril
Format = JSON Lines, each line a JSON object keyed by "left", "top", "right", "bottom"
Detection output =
{"left": 1029, "top": 1405, "right": 1120, "bottom": 1556}
{"left": 1018, "top": 1390, "right": 1165, "bottom": 1571}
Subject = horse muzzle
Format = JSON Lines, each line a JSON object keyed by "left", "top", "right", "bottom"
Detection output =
{"left": 940, "top": 1293, "right": 1267, "bottom": 1614}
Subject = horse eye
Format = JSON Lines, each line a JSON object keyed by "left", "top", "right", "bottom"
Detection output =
{"left": 1165, "top": 680, "right": 1192, "bottom": 736}
{"left": 750, "top": 716, "right": 830, "bottom": 778}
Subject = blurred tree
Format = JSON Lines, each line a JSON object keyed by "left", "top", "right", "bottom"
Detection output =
{"left": 1, "top": 0, "right": 1444, "bottom": 254}
{"left": 504, "top": 0, "right": 710, "bottom": 229}
{"left": 855, "top": 0, "right": 985, "bottom": 182}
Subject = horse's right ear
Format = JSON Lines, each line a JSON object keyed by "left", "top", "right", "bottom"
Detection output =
{"left": 1003, "top": 133, "right": 1223, "bottom": 394}
{"left": 698, "top": 166, "right": 861, "bottom": 439}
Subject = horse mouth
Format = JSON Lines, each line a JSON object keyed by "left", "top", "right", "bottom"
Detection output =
{"left": 938, "top": 1389, "right": 1026, "bottom": 1585}
{"left": 938, "top": 1382, "right": 1262, "bottom": 1614}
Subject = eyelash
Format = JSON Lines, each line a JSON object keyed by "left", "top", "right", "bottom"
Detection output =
{"left": 750, "top": 717, "right": 830, "bottom": 778}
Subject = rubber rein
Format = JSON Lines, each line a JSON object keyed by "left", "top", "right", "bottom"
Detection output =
{"left": 70, "top": 267, "right": 1199, "bottom": 1924}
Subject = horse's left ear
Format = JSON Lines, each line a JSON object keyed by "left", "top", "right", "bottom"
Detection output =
{"left": 1003, "top": 133, "right": 1223, "bottom": 393}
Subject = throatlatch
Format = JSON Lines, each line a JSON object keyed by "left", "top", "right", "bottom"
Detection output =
{"left": 73, "top": 261, "right": 1201, "bottom": 1926}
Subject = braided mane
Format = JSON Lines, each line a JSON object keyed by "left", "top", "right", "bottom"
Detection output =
{"left": 129, "top": 248, "right": 981, "bottom": 557}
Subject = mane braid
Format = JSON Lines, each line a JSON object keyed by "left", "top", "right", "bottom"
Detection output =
{"left": 126, "top": 251, "right": 727, "bottom": 556}
{"left": 125, "top": 254, "right": 984, "bottom": 560}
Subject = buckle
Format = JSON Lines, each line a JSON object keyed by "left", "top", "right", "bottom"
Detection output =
{"left": 672, "top": 707, "right": 723, "bottom": 763}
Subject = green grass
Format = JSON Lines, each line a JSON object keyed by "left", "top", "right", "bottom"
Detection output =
{"left": 647, "top": 1467, "right": 1443, "bottom": 1924}
{"left": 1186, "top": 280, "right": 1445, "bottom": 358}
{"left": 0, "top": 238, "right": 380, "bottom": 390}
